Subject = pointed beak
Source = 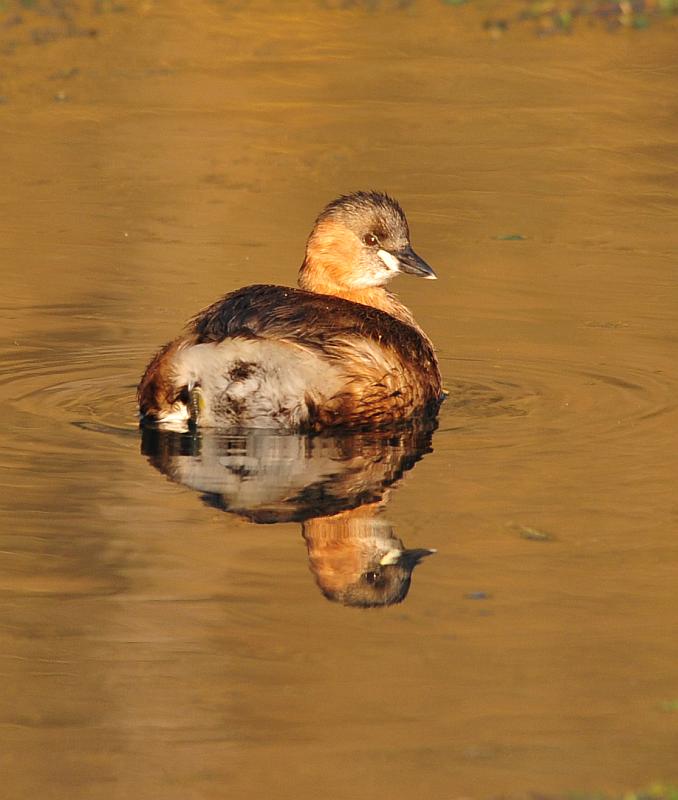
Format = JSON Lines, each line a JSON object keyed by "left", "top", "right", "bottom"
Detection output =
{"left": 379, "top": 547, "right": 437, "bottom": 567}
{"left": 396, "top": 245, "right": 437, "bottom": 280}
{"left": 400, "top": 547, "right": 437, "bottom": 567}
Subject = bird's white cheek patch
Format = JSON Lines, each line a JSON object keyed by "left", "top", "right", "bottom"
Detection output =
{"left": 379, "top": 548, "right": 403, "bottom": 566}
{"left": 377, "top": 249, "right": 400, "bottom": 272}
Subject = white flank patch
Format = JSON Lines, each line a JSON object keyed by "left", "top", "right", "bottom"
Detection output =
{"left": 158, "top": 406, "right": 190, "bottom": 423}
{"left": 377, "top": 249, "right": 400, "bottom": 272}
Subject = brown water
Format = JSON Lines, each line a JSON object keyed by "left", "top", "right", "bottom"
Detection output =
{"left": 1, "top": 2, "right": 677, "bottom": 798}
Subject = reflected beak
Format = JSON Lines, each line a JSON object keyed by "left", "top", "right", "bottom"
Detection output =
{"left": 379, "top": 547, "right": 437, "bottom": 567}
{"left": 400, "top": 548, "right": 437, "bottom": 567}
{"left": 396, "top": 245, "right": 437, "bottom": 280}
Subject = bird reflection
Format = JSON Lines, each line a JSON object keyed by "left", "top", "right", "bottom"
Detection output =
{"left": 140, "top": 421, "right": 437, "bottom": 607}
{"left": 302, "top": 503, "right": 434, "bottom": 607}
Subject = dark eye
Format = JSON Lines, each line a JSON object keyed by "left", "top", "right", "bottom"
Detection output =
{"left": 364, "top": 233, "right": 379, "bottom": 247}
{"left": 365, "top": 570, "right": 380, "bottom": 584}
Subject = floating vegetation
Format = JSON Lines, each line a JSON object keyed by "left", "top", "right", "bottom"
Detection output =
{"left": 482, "top": 785, "right": 678, "bottom": 799}
{"left": 568, "top": 785, "right": 678, "bottom": 800}
{"left": 508, "top": 521, "right": 556, "bottom": 540}
{"left": 480, "top": 0, "right": 678, "bottom": 36}
{"left": 0, "top": 1, "right": 105, "bottom": 53}
{"left": 1, "top": 0, "right": 676, "bottom": 39}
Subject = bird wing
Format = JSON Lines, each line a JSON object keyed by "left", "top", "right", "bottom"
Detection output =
{"left": 189, "top": 284, "right": 433, "bottom": 363}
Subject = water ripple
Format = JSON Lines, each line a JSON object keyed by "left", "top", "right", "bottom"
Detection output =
{"left": 1, "top": 338, "right": 675, "bottom": 452}
{"left": 437, "top": 354, "right": 677, "bottom": 449}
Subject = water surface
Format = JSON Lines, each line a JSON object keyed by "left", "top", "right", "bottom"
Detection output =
{"left": 1, "top": 2, "right": 677, "bottom": 798}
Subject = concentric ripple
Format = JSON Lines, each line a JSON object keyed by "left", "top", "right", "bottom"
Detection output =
{"left": 0, "top": 339, "right": 143, "bottom": 434}
{"left": 436, "top": 352, "right": 677, "bottom": 452}
{"left": 1, "top": 330, "right": 675, "bottom": 459}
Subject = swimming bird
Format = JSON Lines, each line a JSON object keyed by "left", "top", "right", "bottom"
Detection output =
{"left": 137, "top": 191, "right": 443, "bottom": 431}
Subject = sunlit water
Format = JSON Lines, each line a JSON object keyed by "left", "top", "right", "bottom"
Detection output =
{"left": 1, "top": 2, "right": 677, "bottom": 798}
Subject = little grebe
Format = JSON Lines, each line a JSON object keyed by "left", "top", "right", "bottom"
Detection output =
{"left": 137, "top": 191, "right": 443, "bottom": 430}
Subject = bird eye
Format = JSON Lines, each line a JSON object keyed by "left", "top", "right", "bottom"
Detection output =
{"left": 365, "top": 570, "right": 380, "bottom": 584}
{"left": 364, "top": 233, "right": 379, "bottom": 247}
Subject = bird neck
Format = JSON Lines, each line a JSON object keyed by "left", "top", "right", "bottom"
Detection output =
{"left": 335, "top": 287, "right": 419, "bottom": 328}
{"left": 299, "top": 258, "right": 419, "bottom": 328}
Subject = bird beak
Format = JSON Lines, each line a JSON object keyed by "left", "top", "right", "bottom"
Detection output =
{"left": 396, "top": 245, "right": 437, "bottom": 280}
{"left": 379, "top": 547, "right": 437, "bottom": 567}
{"left": 400, "top": 547, "right": 437, "bottom": 567}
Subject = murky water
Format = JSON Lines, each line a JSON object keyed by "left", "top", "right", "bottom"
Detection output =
{"left": 1, "top": 1, "right": 677, "bottom": 798}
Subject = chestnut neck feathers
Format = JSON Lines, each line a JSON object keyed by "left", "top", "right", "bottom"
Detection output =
{"left": 298, "top": 191, "right": 435, "bottom": 328}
